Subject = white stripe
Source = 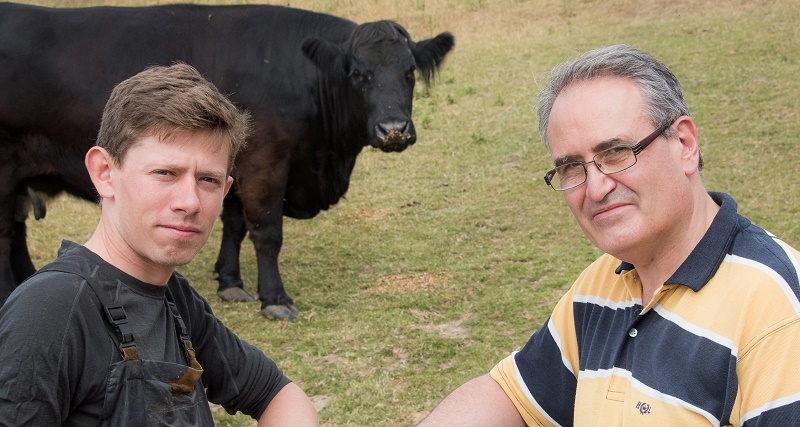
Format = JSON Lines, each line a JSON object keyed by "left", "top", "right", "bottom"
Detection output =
{"left": 727, "top": 254, "right": 800, "bottom": 314}
{"left": 547, "top": 318, "right": 575, "bottom": 376}
{"left": 580, "top": 367, "right": 721, "bottom": 426}
{"left": 741, "top": 392, "right": 800, "bottom": 423}
{"left": 773, "top": 237, "right": 800, "bottom": 306}
{"left": 511, "top": 351, "right": 563, "bottom": 427}
{"left": 573, "top": 293, "right": 639, "bottom": 310}
{"left": 577, "top": 368, "right": 615, "bottom": 380}
{"left": 652, "top": 304, "right": 739, "bottom": 358}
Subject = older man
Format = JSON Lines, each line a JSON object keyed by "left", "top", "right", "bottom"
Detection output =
{"left": 419, "top": 45, "right": 800, "bottom": 426}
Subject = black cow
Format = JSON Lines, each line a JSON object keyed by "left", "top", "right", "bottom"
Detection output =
{"left": 0, "top": 3, "right": 454, "bottom": 319}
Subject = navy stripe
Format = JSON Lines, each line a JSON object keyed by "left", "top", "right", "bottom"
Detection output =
{"left": 625, "top": 311, "right": 737, "bottom": 424}
{"left": 573, "top": 300, "right": 638, "bottom": 371}
{"left": 731, "top": 224, "right": 800, "bottom": 300}
{"left": 515, "top": 318, "right": 577, "bottom": 426}
{"left": 573, "top": 299, "right": 737, "bottom": 423}
{"left": 742, "top": 399, "right": 800, "bottom": 427}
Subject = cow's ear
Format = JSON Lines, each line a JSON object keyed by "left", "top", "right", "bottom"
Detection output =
{"left": 302, "top": 38, "right": 347, "bottom": 76}
{"left": 412, "top": 32, "right": 455, "bottom": 86}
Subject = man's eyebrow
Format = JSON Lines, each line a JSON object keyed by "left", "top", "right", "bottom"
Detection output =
{"left": 595, "top": 137, "right": 629, "bottom": 152}
{"left": 552, "top": 137, "right": 632, "bottom": 166}
{"left": 553, "top": 154, "right": 584, "bottom": 167}
{"left": 145, "top": 162, "right": 227, "bottom": 179}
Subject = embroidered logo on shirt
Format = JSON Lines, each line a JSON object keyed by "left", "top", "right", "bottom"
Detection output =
{"left": 636, "top": 401, "right": 651, "bottom": 415}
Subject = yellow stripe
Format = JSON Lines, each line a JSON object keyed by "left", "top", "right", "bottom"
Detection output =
{"left": 736, "top": 318, "right": 800, "bottom": 422}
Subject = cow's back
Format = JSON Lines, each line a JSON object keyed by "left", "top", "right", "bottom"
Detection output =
{"left": 1, "top": 3, "right": 355, "bottom": 129}
{"left": 1, "top": 2, "right": 357, "bottom": 204}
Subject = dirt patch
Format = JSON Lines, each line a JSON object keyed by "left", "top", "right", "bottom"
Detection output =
{"left": 413, "top": 315, "right": 472, "bottom": 340}
{"left": 337, "top": 206, "right": 397, "bottom": 224}
{"left": 367, "top": 272, "right": 451, "bottom": 296}
{"left": 310, "top": 395, "right": 332, "bottom": 412}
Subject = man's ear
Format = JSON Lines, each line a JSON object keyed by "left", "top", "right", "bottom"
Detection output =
{"left": 224, "top": 176, "right": 234, "bottom": 197}
{"left": 85, "top": 146, "right": 116, "bottom": 199}
{"left": 671, "top": 116, "right": 701, "bottom": 176}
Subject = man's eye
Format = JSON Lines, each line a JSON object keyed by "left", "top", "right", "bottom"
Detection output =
{"left": 200, "top": 177, "right": 222, "bottom": 186}
{"left": 599, "top": 146, "right": 633, "bottom": 164}
{"left": 559, "top": 163, "right": 582, "bottom": 174}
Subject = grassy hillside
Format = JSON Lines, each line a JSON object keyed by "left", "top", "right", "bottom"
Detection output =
{"left": 16, "top": 0, "right": 800, "bottom": 425}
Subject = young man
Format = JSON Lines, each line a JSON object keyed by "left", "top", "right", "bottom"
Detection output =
{"left": 419, "top": 45, "right": 800, "bottom": 426}
{"left": 0, "top": 64, "right": 319, "bottom": 426}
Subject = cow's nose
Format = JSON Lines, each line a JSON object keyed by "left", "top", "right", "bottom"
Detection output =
{"left": 375, "top": 120, "right": 411, "bottom": 139}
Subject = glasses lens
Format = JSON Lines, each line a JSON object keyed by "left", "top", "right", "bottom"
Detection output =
{"left": 595, "top": 146, "right": 636, "bottom": 174}
{"left": 552, "top": 163, "right": 585, "bottom": 190}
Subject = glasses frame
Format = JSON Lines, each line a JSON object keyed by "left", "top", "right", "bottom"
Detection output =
{"left": 543, "top": 122, "right": 672, "bottom": 191}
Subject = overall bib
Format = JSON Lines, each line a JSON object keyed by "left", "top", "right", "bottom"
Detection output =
{"left": 36, "top": 263, "right": 215, "bottom": 426}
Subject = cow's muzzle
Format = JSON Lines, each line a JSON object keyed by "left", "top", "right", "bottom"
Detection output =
{"left": 374, "top": 120, "right": 415, "bottom": 152}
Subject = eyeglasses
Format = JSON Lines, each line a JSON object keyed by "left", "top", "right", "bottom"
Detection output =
{"left": 543, "top": 122, "right": 671, "bottom": 191}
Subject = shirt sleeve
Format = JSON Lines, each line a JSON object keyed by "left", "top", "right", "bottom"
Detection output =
{"left": 0, "top": 273, "right": 111, "bottom": 426}
{"left": 490, "top": 288, "right": 580, "bottom": 427}
{"left": 168, "top": 276, "right": 291, "bottom": 420}
{"left": 736, "top": 317, "right": 800, "bottom": 426}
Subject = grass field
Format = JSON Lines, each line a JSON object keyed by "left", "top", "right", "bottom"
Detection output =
{"left": 17, "top": 0, "right": 800, "bottom": 425}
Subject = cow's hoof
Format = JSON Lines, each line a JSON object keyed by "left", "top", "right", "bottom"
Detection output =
{"left": 261, "top": 304, "right": 300, "bottom": 321}
{"left": 217, "top": 287, "right": 256, "bottom": 302}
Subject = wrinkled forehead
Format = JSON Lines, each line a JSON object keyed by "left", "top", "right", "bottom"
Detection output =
{"left": 547, "top": 77, "right": 649, "bottom": 155}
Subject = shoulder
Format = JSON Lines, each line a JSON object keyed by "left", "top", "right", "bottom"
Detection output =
{"left": 730, "top": 220, "right": 800, "bottom": 287}
{"left": 0, "top": 267, "right": 106, "bottom": 352}
{"left": 3, "top": 268, "right": 93, "bottom": 322}
{"left": 0, "top": 269, "right": 111, "bottom": 424}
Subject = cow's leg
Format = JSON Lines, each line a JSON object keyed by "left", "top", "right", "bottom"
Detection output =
{"left": 213, "top": 194, "right": 255, "bottom": 302}
{"left": 225, "top": 130, "right": 299, "bottom": 320}
{"left": 247, "top": 208, "right": 298, "bottom": 320}
{"left": 0, "top": 193, "right": 16, "bottom": 305}
{"left": 10, "top": 220, "right": 36, "bottom": 284}
{"left": 10, "top": 191, "right": 37, "bottom": 284}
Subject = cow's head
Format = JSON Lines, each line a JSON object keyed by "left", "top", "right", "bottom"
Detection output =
{"left": 302, "top": 21, "right": 454, "bottom": 152}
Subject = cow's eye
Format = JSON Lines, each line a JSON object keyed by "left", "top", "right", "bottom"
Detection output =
{"left": 352, "top": 69, "right": 370, "bottom": 84}
{"left": 406, "top": 66, "right": 416, "bottom": 81}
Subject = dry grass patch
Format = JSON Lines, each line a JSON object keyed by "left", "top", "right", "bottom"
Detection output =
{"left": 366, "top": 272, "right": 451, "bottom": 296}
{"left": 412, "top": 315, "right": 472, "bottom": 341}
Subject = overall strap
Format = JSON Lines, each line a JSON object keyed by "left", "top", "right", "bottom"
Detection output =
{"left": 102, "top": 302, "right": 139, "bottom": 361}
{"left": 164, "top": 288, "right": 198, "bottom": 366}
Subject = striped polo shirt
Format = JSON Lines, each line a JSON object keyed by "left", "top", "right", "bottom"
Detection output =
{"left": 490, "top": 192, "right": 800, "bottom": 426}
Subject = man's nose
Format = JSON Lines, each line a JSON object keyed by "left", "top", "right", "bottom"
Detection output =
{"left": 584, "top": 162, "right": 615, "bottom": 201}
{"left": 172, "top": 179, "right": 202, "bottom": 213}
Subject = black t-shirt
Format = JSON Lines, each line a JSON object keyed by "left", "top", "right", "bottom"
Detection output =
{"left": 0, "top": 240, "right": 291, "bottom": 425}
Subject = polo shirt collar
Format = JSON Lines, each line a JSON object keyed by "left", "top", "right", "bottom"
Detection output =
{"left": 615, "top": 192, "right": 745, "bottom": 292}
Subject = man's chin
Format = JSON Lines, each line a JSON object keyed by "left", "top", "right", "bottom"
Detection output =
{"left": 152, "top": 246, "right": 203, "bottom": 269}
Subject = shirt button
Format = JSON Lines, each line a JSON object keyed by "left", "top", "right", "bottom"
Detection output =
{"left": 628, "top": 328, "right": 638, "bottom": 337}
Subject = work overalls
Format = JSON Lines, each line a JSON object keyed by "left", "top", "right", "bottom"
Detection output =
{"left": 35, "top": 261, "right": 215, "bottom": 426}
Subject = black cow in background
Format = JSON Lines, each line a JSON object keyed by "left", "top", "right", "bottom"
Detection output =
{"left": 0, "top": 3, "right": 454, "bottom": 320}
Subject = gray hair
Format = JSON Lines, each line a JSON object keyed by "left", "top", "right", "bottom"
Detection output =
{"left": 537, "top": 44, "right": 693, "bottom": 160}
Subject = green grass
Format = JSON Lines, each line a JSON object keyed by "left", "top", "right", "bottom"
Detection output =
{"left": 19, "top": 0, "right": 800, "bottom": 425}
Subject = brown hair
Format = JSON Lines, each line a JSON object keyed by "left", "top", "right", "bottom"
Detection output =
{"left": 95, "top": 62, "right": 250, "bottom": 174}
